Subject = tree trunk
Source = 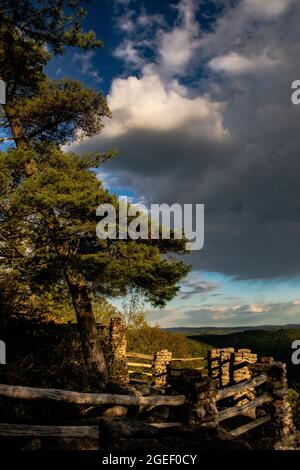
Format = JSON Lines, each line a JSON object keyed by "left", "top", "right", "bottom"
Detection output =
{"left": 4, "top": 110, "right": 28, "bottom": 149}
{"left": 63, "top": 259, "right": 108, "bottom": 391}
{"left": 46, "top": 218, "right": 108, "bottom": 392}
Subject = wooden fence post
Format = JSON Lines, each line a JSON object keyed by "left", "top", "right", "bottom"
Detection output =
{"left": 153, "top": 350, "right": 172, "bottom": 387}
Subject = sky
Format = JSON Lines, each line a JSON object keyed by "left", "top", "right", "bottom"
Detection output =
{"left": 48, "top": 0, "right": 300, "bottom": 327}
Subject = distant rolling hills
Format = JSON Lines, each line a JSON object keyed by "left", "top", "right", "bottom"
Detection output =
{"left": 164, "top": 325, "right": 300, "bottom": 386}
{"left": 164, "top": 324, "right": 300, "bottom": 335}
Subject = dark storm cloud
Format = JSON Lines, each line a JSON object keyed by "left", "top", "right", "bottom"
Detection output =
{"left": 68, "top": 0, "right": 300, "bottom": 280}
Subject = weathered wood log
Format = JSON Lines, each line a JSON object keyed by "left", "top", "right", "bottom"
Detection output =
{"left": 0, "top": 423, "right": 99, "bottom": 438}
{"left": 127, "top": 362, "right": 152, "bottom": 369}
{"left": 230, "top": 415, "right": 271, "bottom": 437}
{"left": 248, "top": 363, "right": 273, "bottom": 371}
{"left": 0, "top": 383, "right": 185, "bottom": 406}
{"left": 126, "top": 352, "right": 153, "bottom": 360}
{"left": 198, "top": 421, "right": 218, "bottom": 428}
{"left": 218, "top": 393, "right": 271, "bottom": 422}
{"left": 171, "top": 357, "right": 205, "bottom": 362}
{"left": 128, "top": 378, "right": 148, "bottom": 384}
{"left": 216, "top": 373, "right": 267, "bottom": 401}
{"left": 232, "top": 360, "right": 255, "bottom": 369}
{"left": 149, "top": 422, "right": 182, "bottom": 429}
{"left": 128, "top": 371, "right": 152, "bottom": 376}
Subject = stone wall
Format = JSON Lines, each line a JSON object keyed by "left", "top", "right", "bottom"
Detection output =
{"left": 105, "top": 333, "right": 295, "bottom": 440}
{"left": 232, "top": 349, "right": 257, "bottom": 412}
{"left": 108, "top": 316, "right": 129, "bottom": 384}
{"left": 207, "top": 347, "right": 256, "bottom": 388}
{"left": 207, "top": 349, "right": 295, "bottom": 438}
{"left": 256, "top": 358, "right": 295, "bottom": 438}
{"left": 152, "top": 350, "right": 172, "bottom": 387}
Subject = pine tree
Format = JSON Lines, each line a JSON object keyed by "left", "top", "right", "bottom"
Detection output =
{"left": 0, "top": 1, "right": 190, "bottom": 390}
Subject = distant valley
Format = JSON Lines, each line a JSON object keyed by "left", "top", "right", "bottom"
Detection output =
{"left": 164, "top": 324, "right": 300, "bottom": 335}
{"left": 164, "top": 325, "right": 300, "bottom": 386}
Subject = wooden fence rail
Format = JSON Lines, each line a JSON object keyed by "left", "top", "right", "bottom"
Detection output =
{"left": 169, "top": 366, "right": 205, "bottom": 372}
{"left": 128, "top": 371, "right": 152, "bottom": 376}
{"left": 126, "top": 353, "right": 206, "bottom": 363}
{"left": 127, "top": 362, "right": 152, "bottom": 369}
{"left": 0, "top": 422, "right": 183, "bottom": 438}
{"left": 216, "top": 373, "right": 268, "bottom": 401}
{"left": 0, "top": 383, "right": 185, "bottom": 407}
{"left": 230, "top": 415, "right": 271, "bottom": 437}
{"left": 126, "top": 351, "right": 208, "bottom": 384}
{"left": 171, "top": 357, "right": 205, "bottom": 362}
{"left": 0, "top": 344, "right": 295, "bottom": 443}
{"left": 0, "top": 423, "right": 99, "bottom": 438}
{"left": 218, "top": 393, "right": 272, "bottom": 422}
{"left": 126, "top": 352, "right": 153, "bottom": 360}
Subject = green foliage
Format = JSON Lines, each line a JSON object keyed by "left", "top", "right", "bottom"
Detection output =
{"left": 0, "top": 0, "right": 190, "bottom": 315}
{"left": 0, "top": 268, "right": 76, "bottom": 325}
{"left": 0, "top": 25, "right": 50, "bottom": 100}
{"left": 0, "top": 144, "right": 190, "bottom": 312}
{"left": 0, "top": 1, "right": 108, "bottom": 148}
{"left": 288, "top": 388, "right": 300, "bottom": 429}
{"left": 127, "top": 324, "right": 210, "bottom": 358}
{"left": 288, "top": 388, "right": 299, "bottom": 410}
{"left": 0, "top": 266, "right": 120, "bottom": 325}
{"left": 51, "top": 296, "right": 119, "bottom": 324}
{"left": 0, "top": 1, "right": 191, "bottom": 388}
{"left": 0, "top": 314, "right": 210, "bottom": 391}
{"left": 192, "top": 328, "right": 300, "bottom": 385}
{"left": 5, "top": 78, "right": 111, "bottom": 146}
{"left": 0, "top": 0, "right": 104, "bottom": 133}
{"left": 0, "top": 1, "right": 101, "bottom": 54}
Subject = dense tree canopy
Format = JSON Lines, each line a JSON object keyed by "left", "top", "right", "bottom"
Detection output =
{"left": 0, "top": 0, "right": 101, "bottom": 53}
{"left": 0, "top": 145, "right": 190, "bottom": 307}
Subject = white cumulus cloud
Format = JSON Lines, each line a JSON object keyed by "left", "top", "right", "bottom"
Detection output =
{"left": 101, "top": 73, "right": 226, "bottom": 139}
{"left": 209, "top": 51, "right": 278, "bottom": 75}
{"left": 242, "top": 0, "right": 294, "bottom": 19}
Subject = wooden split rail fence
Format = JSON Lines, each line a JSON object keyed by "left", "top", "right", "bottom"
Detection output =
{"left": 126, "top": 350, "right": 206, "bottom": 386}
{"left": 0, "top": 348, "right": 295, "bottom": 443}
